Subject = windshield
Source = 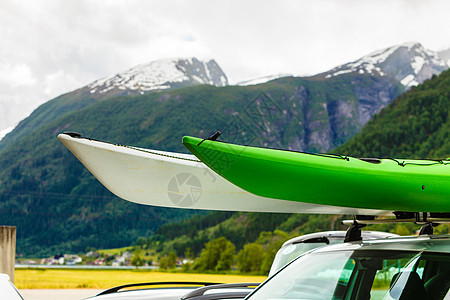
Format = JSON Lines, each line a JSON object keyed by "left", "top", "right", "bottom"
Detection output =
{"left": 248, "top": 249, "right": 450, "bottom": 300}
{"left": 269, "top": 239, "right": 343, "bottom": 277}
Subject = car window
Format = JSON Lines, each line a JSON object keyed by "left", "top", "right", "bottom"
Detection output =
{"left": 369, "top": 254, "right": 420, "bottom": 299}
{"left": 373, "top": 253, "right": 450, "bottom": 300}
{"left": 248, "top": 250, "right": 424, "bottom": 300}
{"left": 250, "top": 249, "right": 450, "bottom": 300}
{"left": 250, "top": 251, "right": 355, "bottom": 299}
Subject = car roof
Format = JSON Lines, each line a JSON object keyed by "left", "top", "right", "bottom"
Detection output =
{"left": 311, "top": 234, "right": 450, "bottom": 254}
{"left": 88, "top": 287, "right": 199, "bottom": 300}
{"left": 88, "top": 282, "right": 221, "bottom": 300}
{"left": 88, "top": 282, "right": 259, "bottom": 300}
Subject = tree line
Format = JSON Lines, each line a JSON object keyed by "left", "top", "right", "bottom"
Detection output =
{"left": 129, "top": 215, "right": 450, "bottom": 275}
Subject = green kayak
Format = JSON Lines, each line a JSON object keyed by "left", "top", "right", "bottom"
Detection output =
{"left": 183, "top": 136, "right": 450, "bottom": 213}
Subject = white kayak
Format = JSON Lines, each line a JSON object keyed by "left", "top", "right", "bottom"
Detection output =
{"left": 58, "top": 133, "right": 391, "bottom": 215}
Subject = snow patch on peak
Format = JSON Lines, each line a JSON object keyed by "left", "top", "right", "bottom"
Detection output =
{"left": 400, "top": 74, "right": 418, "bottom": 87}
{"left": 88, "top": 57, "right": 228, "bottom": 95}
{"left": 324, "top": 43, "right": 449, "bottom": 88}
{"left": 411, "top": 56, "right": 425, "bottom": 75}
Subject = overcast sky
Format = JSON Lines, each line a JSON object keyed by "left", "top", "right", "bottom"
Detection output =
{"left": 1, "top": 0, "right": 450, "bottom": 132}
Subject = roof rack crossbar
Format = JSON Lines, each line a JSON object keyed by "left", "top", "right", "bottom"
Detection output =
{"left": 342, "top": 213, "right": 450, "bottom": 238}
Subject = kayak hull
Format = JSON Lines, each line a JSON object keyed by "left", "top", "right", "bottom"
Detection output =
{"left": 182, "top": 136, "right": 450, "bottom": 213}
{"left": 58, "top": 133, "right": 391, "bottom": 215}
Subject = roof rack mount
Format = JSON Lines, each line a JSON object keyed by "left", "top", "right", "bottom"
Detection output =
{"left": 342, "top": 213, "right": 450, "bottom": 242}
{"left": 181, "top": 283, "right": 260, "bottom": 300}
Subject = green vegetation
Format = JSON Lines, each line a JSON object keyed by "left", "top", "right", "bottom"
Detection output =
{"left": 336, "top": 71, "right": 449, "bottom": 159}
{"left": 97, "top": 246, "right": 133, "bottom": 256}
{"left": 123, "top": 212, "right": 435, "bottom": 275}
{"left": 193, "top": 237, "right": 235, "bottom": 272}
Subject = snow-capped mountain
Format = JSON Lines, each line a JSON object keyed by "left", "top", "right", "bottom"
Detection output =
{"left": 88, "top": 57, "right": 228, "bottom": 95}
{"left": 323, "top": 43, "right": 449, "bottom": 88}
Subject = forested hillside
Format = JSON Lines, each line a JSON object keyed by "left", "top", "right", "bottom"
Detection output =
{"left": 336, "top": 71, "right": 449, "bottom": 159}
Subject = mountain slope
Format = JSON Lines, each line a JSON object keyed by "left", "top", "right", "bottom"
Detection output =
{"left": 3, "top": 43, "right": 446, "bottom": 152}
{"left": 0, "top": 91, "right": 97, "bottom": 152}
{"left": 335, "top": 70, "right": 449, "bottom": 159}
{"left": 0, "top": 57, "right": 227, "bottom": 151}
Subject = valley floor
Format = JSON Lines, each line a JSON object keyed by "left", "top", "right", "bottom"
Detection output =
{"left": 15, "top": 269, "right": 266, "bottom": 289}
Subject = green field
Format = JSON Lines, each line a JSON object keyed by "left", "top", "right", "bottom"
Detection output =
{"left": 15, "top": 269, "right": 266, "bottom": 289}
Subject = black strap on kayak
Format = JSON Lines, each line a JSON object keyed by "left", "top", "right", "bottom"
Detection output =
{"left": 387, "top": 158, "right": 449, "bottom": 167}
{"left": 197, "top": 131, "right": 222, "bottom": 146}
{"left": 62, "top": 131, "right": 82, "bottom": 138}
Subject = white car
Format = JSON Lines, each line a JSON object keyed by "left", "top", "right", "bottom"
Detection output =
{"left": 269, "top": 231, "right": 398, "bottom": 276}
{"left": 85, "top": 282, "right": 258, "bottom": 300}
{"left": 0, "top": 274, "right": 24, "bottom": 300}
{"left": 247, "top": 234, "right": 450, "bottom": 300}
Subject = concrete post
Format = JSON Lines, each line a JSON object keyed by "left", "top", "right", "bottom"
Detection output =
{"left": 0, "top": 226, "right": 16, "bottom": 283}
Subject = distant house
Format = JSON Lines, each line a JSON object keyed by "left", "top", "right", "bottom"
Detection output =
{"left": 54, "top": 254, "right": 65, "bottom": 264}
{"left": 115, "top": 255, "right": 125, "bottom": 264}
{"left": 109, "top": 251, "right": 132, "bottom": 266}
{"left": 94, "top": 258, "right": 106, "bottom": 266}
{"left": 22, "top": 260, "right": 36, "bottom": 265}
{"left": 112, "top": 257, "right": 125, "bottom": 267}
{"left": 64, "top": 254, "right": 82, "bottom": 265}
{"left": 40, "top": 257, "right": 60, "bottom": 265}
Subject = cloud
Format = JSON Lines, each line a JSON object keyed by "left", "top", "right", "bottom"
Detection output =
{"left": 0, "top": 63, "right": 37, "bottom": 87}
{"left": 43, "top": 70, "right": 79, "bottom": 96}
{"left": 0, "top": 126, "right": 14, "bottom": 141}
{"left": 0, "top": 0, "right": 449, "bottom": 130}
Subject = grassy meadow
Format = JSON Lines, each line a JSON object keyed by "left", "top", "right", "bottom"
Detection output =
{"left": 15, "top": 269, "right": 267, "bottom": 289}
